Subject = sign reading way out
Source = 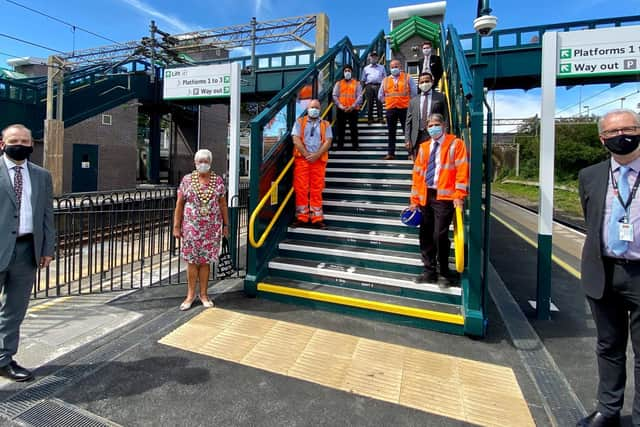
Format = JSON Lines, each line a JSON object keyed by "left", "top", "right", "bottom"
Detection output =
{"left": 163, "top": 64, "right": 232, "bottom": 100}
{"left": 557, "top": 26, "right": 640, "bottom": 78}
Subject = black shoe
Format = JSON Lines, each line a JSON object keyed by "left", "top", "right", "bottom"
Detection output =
{"left": 576, "top": 411, "right": 620, "bottom": 427}
{"left": 367, "top": 120, "right": 373, "bottom": 125}
{"left": 441, "top": 269, "right": 461, "bottom": 283}
{"left": 0, "top": 361, "right": 33, "bottom": 382}
{"left": 312, "top": 221, "right": 328, "bottom": 229}
{"left": 292, "top": 219, "right": 308, "bottom": 227}
{"left": 353, "top": 145, "right": 359, "bottom": 151}
{"left": 415, "top": 272, "right": 438, "bottom": 283}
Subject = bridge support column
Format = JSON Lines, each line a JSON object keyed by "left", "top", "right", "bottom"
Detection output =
{"left": 43, "top": 120, "right": 64, "bottom": 196}
{"left": 315, "top": 13, "right": 330, "bottom": 58}
{"left": 44, "top": 55, "right": 65, "bottom": 195}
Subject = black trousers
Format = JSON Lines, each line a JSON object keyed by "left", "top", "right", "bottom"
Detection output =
{"left": 335, "top": 109, "right": 359, "bottom": 149}
{"left": 364, "top": 84, "right": 382, "bottom": 122}
{"left": 386, "top": 108, "right": 407, "bottom": 156}
{"left": 419, "top": 189, "right": 454, "bottom": 274}
{"left": 412, "top": 129, "right": 429, "bottom": 157}
{"left": 587, "top": 260, "right": 640, "bottom": 422}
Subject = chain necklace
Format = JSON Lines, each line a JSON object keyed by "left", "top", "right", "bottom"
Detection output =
{"left": 191, "top": 170, "right": 216, "bottom": 216}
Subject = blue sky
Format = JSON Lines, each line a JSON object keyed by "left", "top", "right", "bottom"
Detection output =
{"left": 1, "top": 0, "right": 639, "bottom": 123}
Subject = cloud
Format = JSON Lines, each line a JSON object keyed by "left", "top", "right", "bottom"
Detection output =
{"left": 254, "top": 0, "right": 273, "bottom": 19}
{"left": 119, "top": 0, "right": 195, "bottom": 33}
{"left": 487, "top": 90, "right": 542, "bottom": 132}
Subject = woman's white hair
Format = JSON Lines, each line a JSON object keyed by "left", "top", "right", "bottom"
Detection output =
{"left": 194, "top": 149, "right": 212, "bottom": 162}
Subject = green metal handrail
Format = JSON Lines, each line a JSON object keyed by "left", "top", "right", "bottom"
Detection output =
{"left": 443, "top": 24, "right": 489, "bottom": 336}
{"left": 459, "top": 15, "right": 640, "bottom": 52}
{"left": 245, "top": 31, "right": 386, "bottom": 295}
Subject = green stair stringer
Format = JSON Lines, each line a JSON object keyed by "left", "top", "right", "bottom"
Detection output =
{"left": 388, "top": 16, "right": 440, "bottom": 52}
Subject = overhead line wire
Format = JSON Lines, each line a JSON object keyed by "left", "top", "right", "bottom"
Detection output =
{"left": 556, "top": 87, "right": 610, "bottom": 115}
{"left": 0, "top": 32, "right": 65, "bottom": 54}
{"left": 5, "top": 0, "right": 123, "bottom": 45}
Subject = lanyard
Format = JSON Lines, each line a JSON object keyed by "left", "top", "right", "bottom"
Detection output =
{"left": 610, "top": 163, "right": 640, "bottom": 214}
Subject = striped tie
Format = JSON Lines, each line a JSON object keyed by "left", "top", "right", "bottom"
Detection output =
{"left": 14, "top": 166, "right": 23, "bottom": 230}
{"left": 425, "top": 141, "right": 439, "bottom": 187}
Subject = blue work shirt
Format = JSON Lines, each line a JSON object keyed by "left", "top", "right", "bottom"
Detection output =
{"left": 292, "top": 118, "right": 333, "bottom": 153}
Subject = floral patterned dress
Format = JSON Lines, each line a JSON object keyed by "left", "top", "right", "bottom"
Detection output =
{"left": 178, "top": 172, "right": 226, "bottom": 265}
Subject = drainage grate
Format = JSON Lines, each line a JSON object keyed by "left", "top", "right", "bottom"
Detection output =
{"left": 0, "top": 304, "right": 193, "bottom": 420}
{"left": 16, "top": 399, "right": 119, "bottom": 427}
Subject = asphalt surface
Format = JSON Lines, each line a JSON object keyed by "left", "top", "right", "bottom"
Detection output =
{"left": 490, "top": 197, "right": 637, "bottom": 426}
{"left": 0, "top": 275, "right": 550, "bottom": 427}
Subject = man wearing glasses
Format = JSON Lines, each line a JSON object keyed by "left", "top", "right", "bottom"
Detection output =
{"left": 578, "top": 109, "right": 640, "bottom": 427}
{"left": 291, "top": 99, "right": 333, "bottom": 229}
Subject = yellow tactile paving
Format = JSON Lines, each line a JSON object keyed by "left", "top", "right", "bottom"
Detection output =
{"left": 159, "top": 309, "right": 535, "bottom": 427}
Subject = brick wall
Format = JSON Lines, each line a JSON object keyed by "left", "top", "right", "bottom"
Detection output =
{"left": 63, "top": 101, "right": 139, "bottom": 192}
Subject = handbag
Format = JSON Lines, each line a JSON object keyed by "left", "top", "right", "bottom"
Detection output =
{"left": 217, "top": 237, "right": 235, "bottom": 279}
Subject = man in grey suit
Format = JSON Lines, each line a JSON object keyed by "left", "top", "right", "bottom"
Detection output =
{"left": 0, "top": 124, "right": 55, "bottom": 382}
{"left": 578, "top": 109, "right": 640, "bottom": 427}
{"left": 405, "top": 72, "right": 448, "bottom": 159}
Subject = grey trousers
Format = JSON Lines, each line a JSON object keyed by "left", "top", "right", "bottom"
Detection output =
{"left": 0, "top": 239, "right": 36, "bottom": 367}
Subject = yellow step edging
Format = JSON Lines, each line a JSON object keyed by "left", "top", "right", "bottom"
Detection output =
{"left": 257, "top": 282, "right": 464, "bottom": 326}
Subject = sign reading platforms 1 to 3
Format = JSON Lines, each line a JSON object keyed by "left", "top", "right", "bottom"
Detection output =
{"left": 163, "top": 64, "right": 231, "bottom": 100}
{"left": 557, "top": 26, "right": 640, "bottom": 78}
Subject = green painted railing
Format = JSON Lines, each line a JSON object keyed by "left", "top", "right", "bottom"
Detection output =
{"left": 444, "top": 24, "right": 487, "bottom": 336}
{"left": 459, "top": 15, "right": 640, "bottom": 53}
{"left": 244, "top": 30, "right": 386, "bottom": 295}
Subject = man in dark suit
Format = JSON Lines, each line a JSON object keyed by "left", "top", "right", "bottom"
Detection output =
{"left": 578, "top": 109, "right": 640, "bottom": 427}
{"left": 405, "top": 72, "right": 449, "bottom": 159}
{"left": 0, "top": 124, "right": 55, "bottom": 382}
{"left": 417, "top": 40, "right": 443, "bottom": 90}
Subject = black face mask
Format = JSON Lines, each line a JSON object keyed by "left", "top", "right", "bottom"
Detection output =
{"left": 2, "top": 144, "right": 33, "bottom": 161}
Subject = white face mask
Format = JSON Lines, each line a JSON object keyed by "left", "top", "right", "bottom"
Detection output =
{"left": 423, "top": 47, "right": 431, "bottom": 56}
{"left": 196, "top": 163, "right": 211, "bottom": 173}
{"left": 419, "top": 82, "right": 432, "bottom": 92}
{"left": 308, "top": 107, "right": 320, "bottom": 119}
{"left": 344, "top": 71, "right": 352, "bottom": 80}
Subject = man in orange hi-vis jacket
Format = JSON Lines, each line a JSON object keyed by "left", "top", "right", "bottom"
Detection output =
{"left": 292, "top": 99, "right": 333, "bottom": 229}
{"left": 410, "top": 113, "right": 468, "bottom": 285}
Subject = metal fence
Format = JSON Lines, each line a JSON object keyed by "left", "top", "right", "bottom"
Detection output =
{"left": 33, "top": 184, "right": 249, "bottom": 299}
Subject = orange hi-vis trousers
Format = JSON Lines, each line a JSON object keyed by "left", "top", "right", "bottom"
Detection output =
{"left": 294, "top": 157, "right": 327, "bottom": 223}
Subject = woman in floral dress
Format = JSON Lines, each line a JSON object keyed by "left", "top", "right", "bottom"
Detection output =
{"left": 173, "top": 149, "right": 229, "bottom": 310}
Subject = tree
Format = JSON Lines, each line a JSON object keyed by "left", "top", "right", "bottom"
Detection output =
{"left": 514, "top": 116, "right": 606, "bottom": 181}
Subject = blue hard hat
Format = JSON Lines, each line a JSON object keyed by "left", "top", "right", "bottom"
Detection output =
{"left": 400, "top": 207, "right": 422, "bottom": 227}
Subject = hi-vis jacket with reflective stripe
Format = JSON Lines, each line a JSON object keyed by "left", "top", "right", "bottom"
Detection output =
{"left": 383, "top": 72, "right": 411, "bottom": 110}
{"left": 336, "top": 79, "right": 360, "bottom": 109}
{"left": 410, "top": 133, "right": 469, "bottom": 205}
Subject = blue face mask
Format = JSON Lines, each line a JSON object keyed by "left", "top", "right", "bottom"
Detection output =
{"left": 390, "top": 67, "right": 400, "bottom": 76}
{"left": 428, "top": 126, "right": 442, "bottom": 138}
{"left": 308, "top": 108, "right": 320, "bottom": 119}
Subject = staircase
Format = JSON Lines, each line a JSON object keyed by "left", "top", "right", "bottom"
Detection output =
{"left": 256, "top": 120, "right": 465, "bottom": 334}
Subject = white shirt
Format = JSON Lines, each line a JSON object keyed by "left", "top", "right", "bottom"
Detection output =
{"left": 419, "top": 92, "right": 433, "bottom": 130}
{"left": 423, "top": 55, "right": 432, "bottom": 73}
{"left": 3, "top": 155, "right": 33, "bottom": 235}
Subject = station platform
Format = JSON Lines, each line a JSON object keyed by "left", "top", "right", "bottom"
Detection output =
{"left": 0, "top": 261, "right": 596, "bottom": 427}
